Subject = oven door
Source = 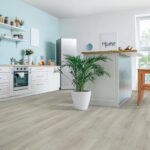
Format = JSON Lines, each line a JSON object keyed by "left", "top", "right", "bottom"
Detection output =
{"left": 14, "top": 71, "right": 29, "bottom": 91}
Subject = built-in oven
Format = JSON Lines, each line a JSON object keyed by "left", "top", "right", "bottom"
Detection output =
{"left": 13, "top": 67, "right": 29, "bottom": 91}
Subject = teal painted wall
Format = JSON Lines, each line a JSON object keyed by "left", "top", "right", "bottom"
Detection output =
{"left": 0, "top": 0, "right": 60, "bottom": 64}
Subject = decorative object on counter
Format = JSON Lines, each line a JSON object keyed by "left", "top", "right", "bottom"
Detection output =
{"left": 10, "top": 21, "right": 14, "bottom": 26}
{"left": 61, "top": 55, "right": 110, "bottom": 110}
{"left": 24, "top": 49, "right": 34, "bottom": 65}
{"left": 15, "top": 17, "right": 20, "bottom": 27}
{"left": 48, "top": 60, "right": 55, "bottom": 66}
{"left": 39, "top": 56, "right": 45, "bottom": 65}
{"left": 118, "top": 46, "right": 134, "bottom": 51}
{"left": 100, "top": 32, "right": 118, "bottom": 50}
{"left": 18, "top": 59, "right": 24, "bottom": 65}
{"left": 125, "top": 46, "right": 133, "bottom": 50}
{"left": 10, "top": 57, "right": 15, "bottom": 65}
{"left": 0, "top": 15, "right": 3, "bottom": 23}
{"left": 118, "top": 47, "right": 123, "bottom": 50}
{"left": 20, "top": 20, "right": 24, "bottom": 29}
{"left": 4, "top": 17, "right": 9, "bottom": 24}
{"left": 86, "top": 43, "right": 93, "bottom": 51}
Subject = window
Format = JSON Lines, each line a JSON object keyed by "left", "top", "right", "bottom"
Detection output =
{"left": 137, "top": 16, "right": 150, "bottom": 84}
{"left": 137, "top": 16, "right": 150, "bottom": 67}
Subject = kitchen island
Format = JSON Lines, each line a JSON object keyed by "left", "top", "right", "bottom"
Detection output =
{"left": 82, "top": 50, "right": 137, "bottom": 107}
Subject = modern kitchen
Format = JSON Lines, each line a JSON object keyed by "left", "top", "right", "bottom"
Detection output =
{"left": 1, "top": 0, "right": 150, "bottom": 150}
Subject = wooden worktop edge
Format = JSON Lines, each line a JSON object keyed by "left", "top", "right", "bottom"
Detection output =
{"left": 82, "top": 50, "right": 137, "bottom": 55}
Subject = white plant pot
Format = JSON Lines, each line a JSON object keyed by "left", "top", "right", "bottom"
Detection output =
{"left": 71, "top": 91, "right": 91, "bottom": 110}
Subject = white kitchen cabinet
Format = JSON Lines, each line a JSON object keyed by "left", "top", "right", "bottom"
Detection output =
{"left": 0, "top": 67, "right": 10, "bottom": 73}
{"left": 0, "top": 66, "right": 60, "bottom": 101}
{"left": 0, "top": 84, "right": 10, "bottom": 98}
{"left": 48, "top": 67, "right": 60, "bottom": 91}
{"left": 31, "top": 68, "right": 48, "bottom": 93}
{"left": 0, "top": 67, "right": 11, "bottom": 99}
{"left": 0, "top": 73, "right": 10, "bottom": 83}
{"left": 31, "top": 72, "right": 48, "bottom": 81}
{"left": 31, "top": 66, "right": 60, "bottom": 94}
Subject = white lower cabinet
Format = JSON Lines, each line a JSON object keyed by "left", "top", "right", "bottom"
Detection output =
{"left": 0, "top": 66, "right": 60, "bottom": 101}
{"left": 48, "top": 67, "right": 60, "bottom": 91}
{"left": 0, "top": 84, "right": 10, "bottom": 98}
{"left": 0, "top": 67, "right": 11, "bottom": 99}
{"left": 31, "top": 66, "right": 60, "bottom": 93}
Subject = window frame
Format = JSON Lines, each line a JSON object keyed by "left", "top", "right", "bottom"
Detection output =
{"left": 137, "top": 16, "right": 150, "bottom": 52}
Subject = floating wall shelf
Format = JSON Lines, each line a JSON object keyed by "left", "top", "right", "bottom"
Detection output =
{"left": 0, "top": 22, "right": 25, "bottom": 32}
{"left": 0, "top": 36, "right": 25, "bottom": 47}
{"left": 0, "top": 22, "right": 26, "bottom": 47}
{"left": 0, "top": 36, "right": 25, "bottom": 42}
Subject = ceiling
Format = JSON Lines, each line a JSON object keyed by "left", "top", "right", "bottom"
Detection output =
{"left": 24, "top": 0, "right": 150, "bottom": 18}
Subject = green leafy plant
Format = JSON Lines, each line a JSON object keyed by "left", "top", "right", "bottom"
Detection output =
{"left": 20, "top": 20, "right": 24, "bottom": 26}
{"left": 24, "top": 49, "right": 34, "bottom": 56}
{"left": 61, "top": 55, "right": 110, "bottom": 92}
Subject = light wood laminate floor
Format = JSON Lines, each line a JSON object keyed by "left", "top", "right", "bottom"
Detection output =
{"left": 0, "top": 91, "right": 150, "bottom": 150}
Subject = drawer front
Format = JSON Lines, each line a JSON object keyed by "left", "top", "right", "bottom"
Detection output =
{"left": 31, "top": 72, "right": 48, "bottom": 81}
{"left": 31, "top": 67, "right": 48, "bottom": 72}
{"left": 32, "top": 81, "right": 47, "bottom": 92}
{"left": 0, "top": 85, "right": 10, "bottom": 98}
{"left": 0, "top": 73, "right": 10, "bottom": 83}
{"left": 0, "top": 67, "right": 10, "bottom": 73}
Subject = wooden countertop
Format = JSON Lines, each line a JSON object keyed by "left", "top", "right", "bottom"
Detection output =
{"left": 82, "top": 50, "right": 137, "bottom": 55}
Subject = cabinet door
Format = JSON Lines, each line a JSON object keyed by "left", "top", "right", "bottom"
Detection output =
{"left": 48, "top": 67, "right": 60, "bottom": 91}
{"left": 0, "top": 84, "right": 10, "bottom": 98}
{"left": 0, "top": 67, "right": 10, "bottom": 73}
{"left": 31, "top": 72, "right": 48, "bottom": 81}
{"left": 0, "top": 73, "right": 10, "bottom": 83}
{"left": 31, "top": 81, "right": 48, "bottom": 93}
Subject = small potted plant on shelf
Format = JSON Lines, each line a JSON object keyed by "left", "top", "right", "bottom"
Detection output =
{"left": 15, "top": 17, "right": 20, "bottom": 27}
{"left": 20, "top": 20, "right": 24, "bottom": 29}
{"left": 10, "top": 21, "right": 14, "bottom": 26}
{"left": 0, "top": 15, "right": 3, "bottom": 23}
{"left": 61, "top": 55, "right": 110, "bottom": 110}
{"left": 24, "top": 49, "right": 34, "bottom": 65}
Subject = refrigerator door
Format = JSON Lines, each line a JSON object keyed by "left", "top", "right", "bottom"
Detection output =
{"left": 60, "top": 38, "right": 77, "bottom": 89}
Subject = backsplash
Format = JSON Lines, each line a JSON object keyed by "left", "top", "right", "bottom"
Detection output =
{"left": 0, "top": 0, "right": 60, "bottom": 65}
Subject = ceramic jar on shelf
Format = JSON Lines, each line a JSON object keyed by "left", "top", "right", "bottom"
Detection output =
{"left": 0, "top": 15, "right": 3, "bottom": 23}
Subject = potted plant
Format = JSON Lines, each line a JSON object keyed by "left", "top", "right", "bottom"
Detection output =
{"left": 20, "top": 20, "right": 24, "bottom": 29}
{"left": 61, "top": 55, "right": 110, "bottom": 110}
{"left": 24, "top": 49, "right": 34, "bottom": 65}
{"left": 15, "top": 17, "right": 20, "bottom": 27}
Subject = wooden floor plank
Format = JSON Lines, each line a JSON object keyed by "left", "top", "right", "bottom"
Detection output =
{"left": 0, "top": 91, "right": 150, "bottom": 150}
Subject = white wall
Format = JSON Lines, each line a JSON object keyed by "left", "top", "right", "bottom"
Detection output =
{"left": 60, "top": 8, "right": 150, "bottom": 90}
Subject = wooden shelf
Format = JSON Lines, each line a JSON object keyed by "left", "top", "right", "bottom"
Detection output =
{"left": 82, "top": 50, "right": 137, "bottom": 55}
{"left": 0, "top": 22, "right": 25, "bottom": 32}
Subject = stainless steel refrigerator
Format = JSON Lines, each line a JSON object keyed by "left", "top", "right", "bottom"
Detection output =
{"left": 56, "top": 38, "right": 77, "bottom": 90}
